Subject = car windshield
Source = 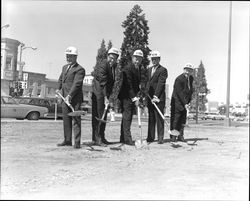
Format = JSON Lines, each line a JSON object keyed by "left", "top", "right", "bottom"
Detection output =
{"left": 2, "top": 97, "right": 18, "bottom": 104}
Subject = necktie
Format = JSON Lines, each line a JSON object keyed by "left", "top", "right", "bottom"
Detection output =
{"left": 66, "top": 65, "right": 71, "bottom": 74}
{"left": 111, "top": 67, "right": 115, "bottom": 80}
{"left": 187, "top": 75, "right": 190, "bottom": 90}
{"left": 151, "top": 66, "right": 156, "bottom": 77}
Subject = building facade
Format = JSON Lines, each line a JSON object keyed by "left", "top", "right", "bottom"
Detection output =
{"left": 1, "top": 38, "right": 21, "bottom": 95}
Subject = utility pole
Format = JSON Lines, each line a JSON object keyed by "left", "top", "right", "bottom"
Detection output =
{"left": 18, "top": 43, "right": 25, "bottom": 81}
{"left": 17, "top": 43, "right": 37, "bottom": 96}
{"left": 225, "top": 1, "right": 232, "bottom": 126}
{"left": 194, "top": 67, "right": 199, "bottom": 124}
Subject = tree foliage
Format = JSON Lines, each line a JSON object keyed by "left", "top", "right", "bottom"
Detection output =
{"left": 95, "top": 39, "right": 107, "bottom": 67}
{"left": 107, "top": 40, "right": 113, "bottom": 52}
{"left": 190, "top": 61, "right": 210, "bottom": 112}
{"left": 91, "top": 39, "right": 113, "bottom": 76}
{"left": 120, "top": 4, "right": 151, "bottom": 68}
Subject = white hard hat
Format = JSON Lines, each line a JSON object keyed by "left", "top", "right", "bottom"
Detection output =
{"left": 108, "top": 47, "right": 120, "bottom": 56}
{"left": 65, "top": 46, "right": 78, "bottom": 55}
{"left": 184, "top": 63, "right": 194, "bottom": 70}
{"left": 133, "top": 49, "right": 143, "bottom": 57}
{"left": 150, "top": 50, "right": 161, "bottom": 58}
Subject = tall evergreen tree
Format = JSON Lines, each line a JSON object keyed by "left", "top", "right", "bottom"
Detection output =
{"left": 107, "top": 40, "right": 113, "bottom": 53}
{"left": 120, "top": 4, "right": 151, "bottom": 68}
{"left": 95, "top": 39, "right": 107, "bottom": 67}
{"left": 91, "top": 39, "right": 107, "bottom": 76}
{"left": 190, "top": 61, "right": 210, "bottom": 112}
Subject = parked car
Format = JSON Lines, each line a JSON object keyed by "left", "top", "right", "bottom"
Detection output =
{"left": 188, "top": 112, "right": 196, "bottom": 120}
{"left": 202, "top": 112, "right": 225, "bottom": 120}
{"left": 80, "top": 103, "right": 91, "bottom": 113}
{"left": 14, "top": 96, "right": 63, "bottom": 119}
{"left": 1, "top": 96, "right": 48, "bottom": 120}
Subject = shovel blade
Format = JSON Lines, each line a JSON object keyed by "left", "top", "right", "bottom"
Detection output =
{"left": 135, "top": 139, "right": 148, "bottom": 149}
{"left": 68, "top": 111, "right": 86, "bottom": 116}
{"left": 95, "top": 117, "right": 109, "bottom": 123}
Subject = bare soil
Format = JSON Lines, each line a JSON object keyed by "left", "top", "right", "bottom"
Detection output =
{"left": 1, "top": 117, "right": 249, "bottom": 200}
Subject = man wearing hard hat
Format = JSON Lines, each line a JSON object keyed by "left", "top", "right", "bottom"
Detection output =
{"left": 56, "top": 46, "right": 85, "bottom": 149}
{"left": 170, "top": 63, "right": 194, "bottom": 142}
{"left": 92, "top": 47, "right": 120, "bottom": 146}
{"left": 118, "top": 49, "right": 145, "bottom": 145}
{"left": 146, "top": 50, "right": 168, "bottom": 144}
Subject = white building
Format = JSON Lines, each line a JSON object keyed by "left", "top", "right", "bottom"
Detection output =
{"left": 83, "top": 74, "right": 93, "bottom": 85}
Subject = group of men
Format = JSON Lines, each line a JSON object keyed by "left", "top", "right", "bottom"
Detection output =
{"left": 56, "top": 46, "right": 194, "bottom": 149}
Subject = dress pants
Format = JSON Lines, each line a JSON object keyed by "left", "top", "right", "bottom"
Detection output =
{"left": 91, "top": 93, "right": 108, "bottom": 143}
{"left": 62, "top": 101, "right": 81, "bottom": 146}
{"left": 120, "top": 98, "right": 134, "bottom": 144}
{"left": 170, "top": 102, "right": 187, "bottom": 133}
{"left": 147, "top": 101, "right": 165, "bottom": 141}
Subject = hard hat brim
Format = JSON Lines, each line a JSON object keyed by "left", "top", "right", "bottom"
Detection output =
{"left": 65, "top": 53, "right": 78, "bottom": 55}
{"left": 184, "top": 67, "right": 194, "bottom": 70}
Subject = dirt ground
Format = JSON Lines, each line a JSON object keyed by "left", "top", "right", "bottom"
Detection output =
{"left": 0, "top": 116, "right": 249, "bottom": 200}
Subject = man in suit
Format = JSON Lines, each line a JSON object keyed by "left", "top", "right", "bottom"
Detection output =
{"left": 118, "top": 49, "right": 145, "bottom": 145}
{"left": 56, "top": 46, "right": 85, "bottom": 149}
{"left": 146, "top": 50, "right": 168, "bottom": 144}
{"left": 170, "top": 63, "right": 194, "bottom": 142}
{"left": 92, "top": 47, "right": 120, "bottom": 146}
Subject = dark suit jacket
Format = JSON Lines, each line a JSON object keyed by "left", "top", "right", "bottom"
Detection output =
{"left": 118, "top": 63, "right": 142, "bottom": 100}
{"left": 146, "top": 65, "right": 168, "bottom": 102}
{"left": 58, "top": 62, "right": 85, "bottom": 105}
{"left": 171, "top": 73, "right": 194, "bottom": 111}
{"left": 92, "top": 60, "right": 116, "bottom": 99}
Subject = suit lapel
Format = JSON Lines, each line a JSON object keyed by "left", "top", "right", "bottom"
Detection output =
{"left": 63, "top": 63, "right": 78, "bottom": 82}
{"left": 150, "top": 65, "right": 161, "bottom": 80}
{"left": 149, "top": 67, "right": 153, "bottom": 80}
{"left": 107, "top": 63, "right": 113, "bottom": 82}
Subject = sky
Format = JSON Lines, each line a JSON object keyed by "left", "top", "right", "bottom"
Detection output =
{"left": 2, "top": 0, "right": 249, "bottom": 104}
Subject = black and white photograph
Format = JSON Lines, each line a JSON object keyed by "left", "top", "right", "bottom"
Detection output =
{"left": 1, "top": 0, "right": 249, "bottom": 200}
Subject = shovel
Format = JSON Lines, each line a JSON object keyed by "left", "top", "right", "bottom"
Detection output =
{"left": 146, "top": 94, "right": 174, "bottom": 136}
{"left": 56, "top": 91, "right": 86, "bottom": 117}
{"left": 95, "top": 102, "right": 109, "bottom": 124}
{"left": 135, "top": 104, "right": 148, "bottom": 149}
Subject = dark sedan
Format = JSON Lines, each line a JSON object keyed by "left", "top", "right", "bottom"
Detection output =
{"left": 1, "top": 96, "right": 48, "bottom": 120}
{"left": 14, "top": 96, "right": 63, "bottom": 119}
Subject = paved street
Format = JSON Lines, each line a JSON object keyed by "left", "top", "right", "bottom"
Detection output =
{"left": 1, "top": 117, "right": 249, "bottom": 200}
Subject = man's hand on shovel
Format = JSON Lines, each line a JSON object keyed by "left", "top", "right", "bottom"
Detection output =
{"left": 55, "top": 91, "right": 85, "bottom": 117}
{"left": 65, "top": 95, "right": 72, "bottom": 105}
{"left": 95, "top": 101, "right": 110, "bottom": 124}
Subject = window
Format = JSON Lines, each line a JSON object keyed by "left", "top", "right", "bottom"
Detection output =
{"left": 29, "top": 80, "right": 34, "bottom": 86}
{"left": 5, "top": 56, "right": 13, "bottom": 70}
{"left": 19, "top": 99, "right": 30, "bottom": 104}
{"left": 38, "top": 80, "right": 42, "bottom": 86}
{"left": 3, "top": 97, "right": 16, "bottom": 104}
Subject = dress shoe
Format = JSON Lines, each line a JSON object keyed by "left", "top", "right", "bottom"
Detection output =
{"left": 177, "top": 135, "right": 186, "bottom": 142}
{"left": 74, "top": 144, "right": 81, "bottom": 149}
{"left": 57, "top": 141, "right": 72, "bottom": 146}
{"left": 95, "top": 142, "right": 107, "bottom": 147}
{"left": 170, "top": 135, "right": 177, "bottom": 142}
{"left": 146, "top": 139, "right": 154, "bottom": 143}
{"left": 158, "top": 139, "right": 164, "bottom": 144}
{"left": 102, "top": 138, "right": 112, "bottom": 145}
{"left": 125, "top": 141, "right": 134, "bottom": 146}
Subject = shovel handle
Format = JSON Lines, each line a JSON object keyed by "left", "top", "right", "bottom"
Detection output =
{"left": 137, "top": 105, "right": 141, "bottom": 126}
{"left": 137, "top": 105, "right": 143, "bottom": 141}
{"left": 147, "top": 94, "right": 169, "bottom": 127}
{"left": 56, "top": 91, "right": 75, "bottom": 112}
{"left": 100, "top": 102, "right": 109, "bottom": 120}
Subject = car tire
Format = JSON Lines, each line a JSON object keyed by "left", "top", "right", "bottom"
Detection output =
{"left": 27, "top": 112, "right": 40, "bottom": 120}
